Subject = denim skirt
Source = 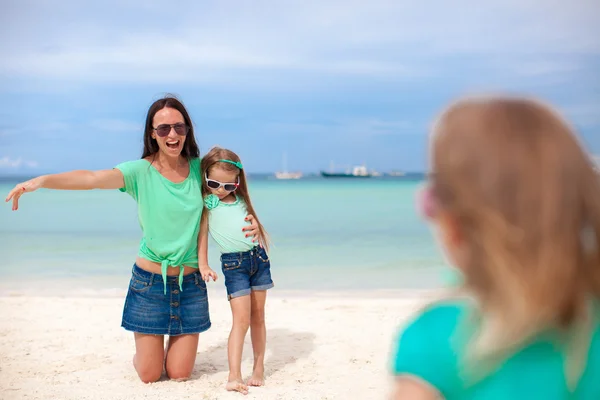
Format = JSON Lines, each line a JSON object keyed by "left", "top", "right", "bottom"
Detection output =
{"left": 121, "top": 264, "right": 211, "bottom": 336}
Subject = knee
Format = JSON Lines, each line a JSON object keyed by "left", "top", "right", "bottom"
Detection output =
{"left": 233, "top": 315, "right": 251, "bottom": 331}
{"left": 166, "top": 365, "right": 193, "bottom": 381}
{"left": 137, "top": 366, "right": 162, "bottom": 384}
{"left": 251, "top": 309, "right": 265, "bottom": 325}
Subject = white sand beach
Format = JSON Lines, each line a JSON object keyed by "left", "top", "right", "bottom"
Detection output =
{"left": 0, "top": 289, "right": 435, "bottom": 400}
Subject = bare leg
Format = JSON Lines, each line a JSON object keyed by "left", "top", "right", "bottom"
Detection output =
{"left": 133, "top": 333, "right": 164, "bottom": 383}
{"left": 226, "top": 295, "right": 251, "bottom": 395}
{"left": 164, "top": 334, "right": 199, "bottom": 381}
{"left": 247, "top": 290, "right": 267, "bottom": 386}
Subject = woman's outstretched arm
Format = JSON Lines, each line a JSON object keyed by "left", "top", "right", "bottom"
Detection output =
{"left": 5, "top": 169, "right": 125, "bottom": 210}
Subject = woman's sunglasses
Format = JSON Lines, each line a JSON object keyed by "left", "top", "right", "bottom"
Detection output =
{"left": 153, "top": 123, "right": 189, "bottom": 137}
{"left": 205, "top": 172, "right": 239, "bottom": 192}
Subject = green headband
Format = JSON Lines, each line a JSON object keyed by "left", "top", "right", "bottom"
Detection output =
{"left": 219, "top": 159, "right": 243, "bottom": 169}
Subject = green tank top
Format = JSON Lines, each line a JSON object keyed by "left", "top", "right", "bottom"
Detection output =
{"left": 115, "top": 158, "right": 203, "bottom": 294}
{"left": 204, "top": 194, "right": 255, "bottom": 254}
{"left": 391, "top": 301, "right": 600, "bottom": 399}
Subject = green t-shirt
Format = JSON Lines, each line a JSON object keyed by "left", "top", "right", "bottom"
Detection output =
{"left": 115, "top": 158, "right": 203, "bottom": 293}
{"left": 205, "top": 194, "right": 254, "bottom": 254}
{"left": 391, "top": 301, "right": 600, "bottom": 399}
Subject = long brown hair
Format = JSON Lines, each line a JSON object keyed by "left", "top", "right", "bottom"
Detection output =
{"left": 429, "top": 95, "right": 600, "bottom": 386}
{"left": 200, "top": 146, "right": 270, "bottom": 251}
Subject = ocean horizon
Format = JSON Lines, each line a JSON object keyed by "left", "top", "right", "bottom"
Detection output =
{"left": 1, "top": 176, "right": 449, "bottom": 297}
{"left": 0, "top": 171, "right": 428, "bottom": 181}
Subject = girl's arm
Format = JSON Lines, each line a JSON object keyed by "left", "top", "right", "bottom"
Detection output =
{"left": 5, "top": 169, "right": 125, "bottom": 211}
{"left": 392, "top": 377, "right": 440, "bottom": 400}
{"left": 198, "top": 213, "right": 217, "bottom": 282}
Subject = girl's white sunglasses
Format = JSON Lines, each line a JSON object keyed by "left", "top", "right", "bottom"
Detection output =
{"left": 205, "top": 172, "right": 239, "bottom": 191}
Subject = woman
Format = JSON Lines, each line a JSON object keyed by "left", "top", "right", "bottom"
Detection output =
{"left": 5, "top": 95, "right": 263, "bottom": 383}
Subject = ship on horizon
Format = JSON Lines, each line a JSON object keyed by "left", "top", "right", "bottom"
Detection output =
{"left": 320, "top": 163, "right": 374, "bottom": 178}
{"left": 275, "top": 171, "right": 303, "bottom": 179}
{"left": 274, "top": 152, "right": 303, "bottom": 180}
{"left": 387, "top": 170, "right": 405, "bottom": 177}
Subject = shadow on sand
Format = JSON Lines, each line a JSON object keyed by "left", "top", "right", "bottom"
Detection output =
{"left": 191, "top": 328, "right": 316, "bottom": 380}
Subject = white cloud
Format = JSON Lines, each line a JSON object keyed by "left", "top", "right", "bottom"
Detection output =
{"left": 88, "top": 119, "right": 142, "bottom": 133}
{"left": 0, "top": 128, "right": 17, "bottom": 137}
{"left": 564, "top": 103, "right": 600, "bottom": 128}
{"left": 1, "top": 119, "right": 141, "bottom": 140}
{"left": 264, "top": 117, "right": 420, "bottom": 138}
{"left": 0, "top": 39, "right": 428, "bottom": 84}
{"left": 502, "top": 60, "right": 584, "bottom": 77}
{"left": 1, "top": 0, "right": 598, "bottom": 84}
{"left": 0, "top": 157, "right": 39, "bottom": 169}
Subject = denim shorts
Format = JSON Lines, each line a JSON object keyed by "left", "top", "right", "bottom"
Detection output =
{"left": 121, "top": 264, "right": 211, "bottom": 336}
{"left": 220, "top": 246, "right": 274, "bottom": 300}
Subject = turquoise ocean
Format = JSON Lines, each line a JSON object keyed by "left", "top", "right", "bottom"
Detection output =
{"left": 0, "top": 176, "right": 449, "bottom": 296}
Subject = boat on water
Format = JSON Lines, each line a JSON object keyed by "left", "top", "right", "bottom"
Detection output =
{"left": 274, "top": 152, "right": 303, "bottom": 180}
{"left": 388, "top": 170, "right": 405, "bottom": 177}
{"left": 275, "top": 171, "right": 303, "bottom": 179}
{"left": 320, "top": 165, "right": 373, "bottom": 178}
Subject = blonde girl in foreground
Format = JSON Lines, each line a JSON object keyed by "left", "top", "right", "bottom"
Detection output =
{"left": 391, "top": 96, "right": 600, "bottom": 399}
{"left": 198, "top": 147, "right": 273, "bottom": 395}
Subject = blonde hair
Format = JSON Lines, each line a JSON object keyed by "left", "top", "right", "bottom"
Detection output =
{"left": 200, "top": 146, "right": 271, "bottom": 251}
{"left": 429, "top": 95, "right": 600, "bottom": 387}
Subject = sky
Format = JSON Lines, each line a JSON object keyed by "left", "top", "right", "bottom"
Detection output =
{"left": 1, "top": 0, "right": 599, "bottom": 176}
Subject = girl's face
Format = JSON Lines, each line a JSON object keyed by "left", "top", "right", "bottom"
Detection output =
{"left": 206, "top": 167, "right": 239, "bottom": 200}
{"left": 417, "top": 185, "right": 467, "bottom": 272}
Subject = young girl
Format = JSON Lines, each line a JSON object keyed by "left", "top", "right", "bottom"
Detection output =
{"left": 391, "top": 96, "right": 600, "bottom": 399}
{"left": 198, "top": 146, "right": 273, "bottom": 395}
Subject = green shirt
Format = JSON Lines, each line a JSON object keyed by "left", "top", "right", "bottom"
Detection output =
{"left": 205, "top": 195, "right": 254, "bottom": 254}
{"left": 115, "top": 158, "right": 203, "bottom": 293}
{"left": 391, "top": 301, "right": 600, "bottom": 399}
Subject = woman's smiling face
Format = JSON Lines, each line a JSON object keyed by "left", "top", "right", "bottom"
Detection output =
{"left": 151, "top": 107, "right": 187, "bottom": 158}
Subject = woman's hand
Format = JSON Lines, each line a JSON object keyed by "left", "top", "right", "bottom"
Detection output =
{"left": 199, "top": 264, "right": 218, "bottom": 282}
{"left": 242, "top": 214, "right": 263, "bottom": 246}
{"left": 5, "top": 176, "right": 45, "bottom": 211}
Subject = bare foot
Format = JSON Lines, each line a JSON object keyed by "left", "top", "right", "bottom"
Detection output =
{"left": 247, "top": 371, "right": 264, "bottom": 387}
{"left": 226, "top": 380, "right": 249, "bottom": 395}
